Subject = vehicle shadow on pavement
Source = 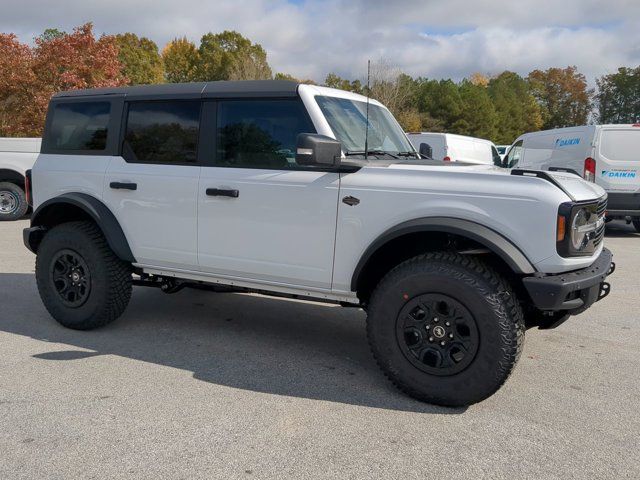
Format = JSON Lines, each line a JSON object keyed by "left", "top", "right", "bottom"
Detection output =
{"left": 0, "top": 272, "right": 465, "bottom": 414}
{"left": 605, "top": 220, "right": 640, "bottom": 238}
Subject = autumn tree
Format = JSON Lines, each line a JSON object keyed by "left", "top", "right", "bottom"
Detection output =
{"left": 162, "top": 37, "right": 200, "bottom": 83}
{"left": 116, "top": 33, "right": 164, "bottom": 85}
{"left": 596, "top": 66, "right": 640, "bottom": 123}
{"left": 488, "top": 71, "right": 543, "bottom": 144}
{"left": 528, "top": 66, "right": 592, "bottom": 128}
{"left": 197, "top": 31, "right": 271, "bottom": 81}
{"left": 0, "top": 23, "right": 126, "bottom": 137}
{"left": 274, "top": 72, "right": 317, "bottom": 84}
{"left": 0, "top": 34, "right": 35, "bottom": 136}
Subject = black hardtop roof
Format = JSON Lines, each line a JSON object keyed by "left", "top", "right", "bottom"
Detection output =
{"left": 52, "top": 80, "right": 300, "bottom": 100}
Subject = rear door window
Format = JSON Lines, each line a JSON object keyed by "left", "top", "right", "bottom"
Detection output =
{"left": 124, "top": 101, "right": 201, "bottom": 164}
{"left": 49, "top": 102, "right": 111, "bottom": 151}
{"left": 600, "top": 130, "right": 640, "bottom": 162}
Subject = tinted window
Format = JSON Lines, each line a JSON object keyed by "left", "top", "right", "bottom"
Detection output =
{"left": 216, "top": 99, "right": 315, "bottom": 168}
{"left": 124, "top": 101, "right": 200, "bottom": 164}
{"left": 49, "top": 102, "right": 110, "bottom": 151}
{"left": 491, "top": 146, "right": 502, "bottom": 166}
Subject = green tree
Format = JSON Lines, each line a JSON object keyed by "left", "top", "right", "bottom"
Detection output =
{"left": 38, "top": 28, "right": 65, "bottom": 42}
{"left": 415, "top": 79, "right": 464, "bottom": 132}
{"left": 197, "top": 30, "right": 271, "bottom": 81}
{"left": 324, "top": 73, "right": 362, "bottom": 94}
{"left": 274, "top": 72, "right": 317, "bottom": 84}
{"left": 596, "top": 66, "right": 640, "bottom": 123}
{"left": 454, "top": 79, "right": 497, "bottom": 140}
{"left": 162, "top": 37, "right": 199, "bottom": 83}
{"left": 488, "top": 71, "right": 543, "bottom": 144}
{"left": 528, "top": 66, "right": 592, "bottom": 128}
{"left": 115, "top": 33, "right": 164, "bottom": 85}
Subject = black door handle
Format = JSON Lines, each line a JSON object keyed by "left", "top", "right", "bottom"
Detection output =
{"left": 110, "top": 182, "right": 137, "bottom": 191}
{"left": 206, "top": 188, "right": 239, "bottom": 198}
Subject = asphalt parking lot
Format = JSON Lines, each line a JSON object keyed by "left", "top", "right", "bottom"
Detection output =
{"left": 1, "top": 219, "right": 639, "bottom": 479}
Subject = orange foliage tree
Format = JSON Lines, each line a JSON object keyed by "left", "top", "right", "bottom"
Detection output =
{"left": 0, "top": 23, "right": 127, "bottom": 137}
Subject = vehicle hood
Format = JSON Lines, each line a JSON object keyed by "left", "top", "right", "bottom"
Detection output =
{"left": 384, "top": 162, "right": 606, "bottom": 202}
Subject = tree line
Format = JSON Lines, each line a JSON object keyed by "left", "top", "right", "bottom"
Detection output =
{"left": 1, "top": 23, "right": 639, "bottom": 142}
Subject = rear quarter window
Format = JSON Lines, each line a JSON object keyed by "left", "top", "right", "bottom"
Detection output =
{"left": 600, "top": 130, "right": 640, "bottom": 162}
{"left": 48, "top": 102, "right": 111, "bottom": 151}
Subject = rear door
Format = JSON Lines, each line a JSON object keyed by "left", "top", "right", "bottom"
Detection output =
{"left": 197, "top": 98, "right": 340, "bottom": 289}
{"left": 596, "top": 127, "right": 640, "bottom": 193}
{"left": 102, "top": 100, "right": 202, "bottom": 269}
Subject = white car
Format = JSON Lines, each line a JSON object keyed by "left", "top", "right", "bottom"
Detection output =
{"left": 407, "top": 132, "right": 502, "bottom": 166}
{"left": 24, "top": 81, "right": 613, "bottom": 406}
{"left": 505, "top": 124, "right": 640, "bottom": 230}
{"left": 0, "top": 137, "right": 41, "bottom": 220}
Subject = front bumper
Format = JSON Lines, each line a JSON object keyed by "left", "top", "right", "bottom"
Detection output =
{"left": 523, "top": 248, "right": 614, "bottom": 312}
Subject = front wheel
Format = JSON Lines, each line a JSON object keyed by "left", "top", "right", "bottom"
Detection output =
{"left": 367, "top": 252, "right": 524, "bottom": 407}
{"left": 0, "top": 182, "right": 28, "bottom": 221}
{"left": 35, "top": 221, "right": 132, "bottom": 330}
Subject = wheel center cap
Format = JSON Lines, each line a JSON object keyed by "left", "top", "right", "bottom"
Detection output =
{"left": 432, "top": 325, "right": 446, "bottom": 339}
{"left": 71, "top": 272, "right": 81, "bottom": 282}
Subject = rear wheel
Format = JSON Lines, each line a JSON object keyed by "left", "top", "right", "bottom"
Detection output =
{"left": 0, "top": 182, "right": 28, "bottom": 221}
{"left": 366, "top": 252, "right": 524, "bottom": 407}
{"left": 35, "top": 221, "right": 132, "bottom": 330}
{"left": 633, "top": 218, "right": 640, "bottom": 233}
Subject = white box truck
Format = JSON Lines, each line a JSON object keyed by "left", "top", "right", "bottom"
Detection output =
{"left": 407, "top": 132, "right": 503, "bottom": 166}
{"left": 504, "top": 125, "right": 640, "bottom": 230}
{"left": 0, "top": 137, "right": 41, "bottom": 220}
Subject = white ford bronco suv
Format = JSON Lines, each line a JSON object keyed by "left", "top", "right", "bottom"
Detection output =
{"left": 0, "top": 137, "right": 41, "bottom": 220}
{"left": 24, "top": 81, "right": 614, "bottom": 406}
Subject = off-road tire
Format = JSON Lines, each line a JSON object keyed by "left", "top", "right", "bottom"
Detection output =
{"left": 633, "top": 218, "right": 640, "bottom": 233}
{"left": 0, "top": 182, "right": 28, "bottom": 221}
{"left": 35, "top": 221, "right": 132, "bottom": 330}
{"left": 367, "top": 252, "right": 525, "bottom": 407}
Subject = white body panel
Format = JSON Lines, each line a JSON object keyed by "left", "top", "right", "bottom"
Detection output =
{"left": 197, "top": 167, "right": 339, "bottom": 289}
{"left": 102, "top": 157, "right": 200, "bottom": 270}
{"left": 407, "top": 133, "right": 496, "bottom": 165}
{"left": 0, "top": 138, "right": 41, "bottom": 177}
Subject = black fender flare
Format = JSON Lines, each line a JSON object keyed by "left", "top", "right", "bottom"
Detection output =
{"left": 26, "top": 193, "right": 135, "bottom": 263}
{"left": 350, "top": 217, "right": 536, "bottom": 291}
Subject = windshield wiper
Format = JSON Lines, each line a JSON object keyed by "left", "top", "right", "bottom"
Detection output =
{"left": 345, "top": 150, "right": 399, "bottom": 159}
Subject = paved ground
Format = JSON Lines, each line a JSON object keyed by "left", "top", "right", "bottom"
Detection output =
{"left": 1, "top": 218, "right": 639, "bottom": 479}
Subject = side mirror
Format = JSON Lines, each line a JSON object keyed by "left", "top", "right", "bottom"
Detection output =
{"left": 296, "top": 133, "right": 342, "bottom": 167}
{"left": 419, "top": 142, "right": 433, "bottom": 159}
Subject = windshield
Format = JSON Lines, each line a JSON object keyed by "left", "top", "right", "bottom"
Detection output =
{"left": 315, "top": 96, "right": 414, "bottom": 155}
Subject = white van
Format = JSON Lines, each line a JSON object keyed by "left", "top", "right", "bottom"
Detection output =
{"left": 407, "top": 132, "right": 502, "bottom": 166}
{"left": 0, "top": 138, "right": 41, "bottom": 220}
{"left": 505, "top": 125, "right": 640, "bottom": 230}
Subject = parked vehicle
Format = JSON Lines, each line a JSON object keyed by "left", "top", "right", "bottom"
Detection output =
{"left": 505, "top": 125, "right": 640, "bottom": 230}
{"left": 407, "top": 132, "right": 502, "bottom": 166}
{"left": 0, "top": 137, "right": 41, "bottom": 220}
{"left": 24, "top": 81, "right": 613, "bottom": 406}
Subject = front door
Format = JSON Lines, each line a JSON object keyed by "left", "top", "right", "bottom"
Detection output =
{"left": 197, "top": 98, "right": 340, "bottom": 289}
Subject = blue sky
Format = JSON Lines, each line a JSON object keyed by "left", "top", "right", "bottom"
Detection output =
{"left": 1, "top": 0, "right": 639, "bottom": 84}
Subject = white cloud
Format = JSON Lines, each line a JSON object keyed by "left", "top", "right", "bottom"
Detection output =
{"left": 1, "top": 0, "right": 638, "bottom": 83}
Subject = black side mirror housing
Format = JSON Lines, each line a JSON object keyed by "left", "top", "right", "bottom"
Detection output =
{"left": 419, "top": 142, "right": 433, "bottom": 159}
{"left": 296, "top": 133, "right": 342, "bottom": 167}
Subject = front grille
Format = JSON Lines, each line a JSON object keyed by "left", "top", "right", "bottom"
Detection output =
{"left": 593, "top": 197, "right": 607, "bottom": 247}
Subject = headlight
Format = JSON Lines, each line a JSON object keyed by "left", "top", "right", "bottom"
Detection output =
{"left": 557, "top": 202, "right": 604, "bottom": 257}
